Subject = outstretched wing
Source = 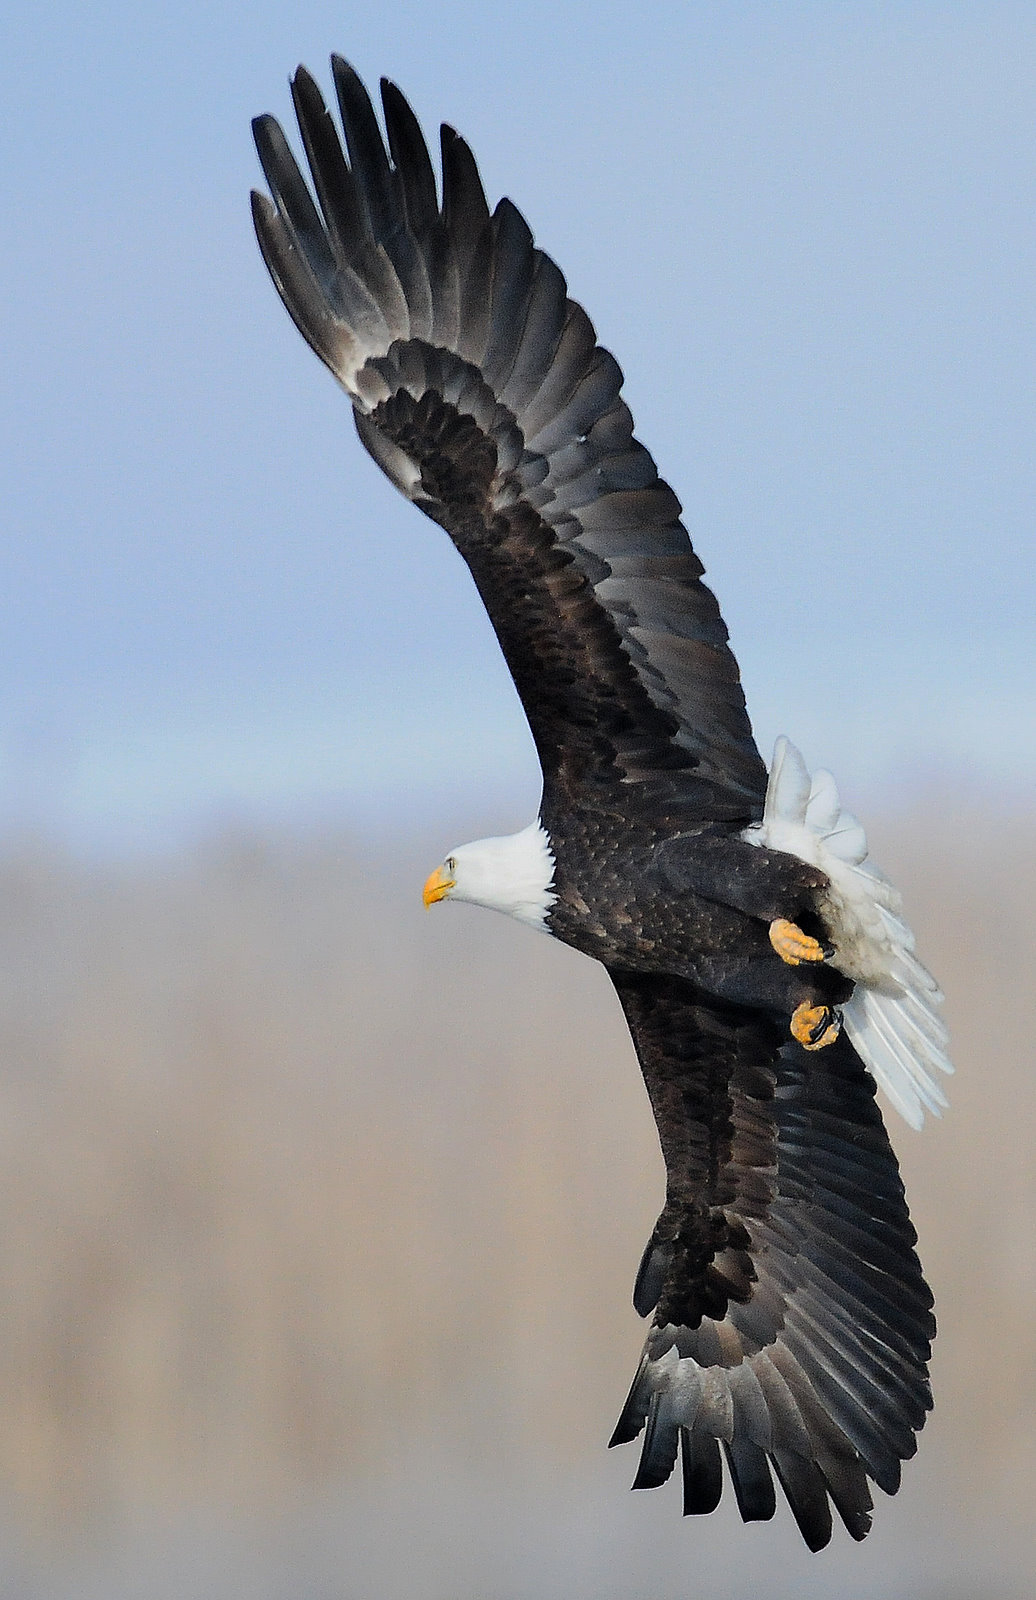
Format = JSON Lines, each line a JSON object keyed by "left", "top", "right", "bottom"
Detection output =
{"left": 608, "top": 970, "right": 934, "bottom": 1551}
{"left": 251, "top": 62, "right": 768, "bottom": 822}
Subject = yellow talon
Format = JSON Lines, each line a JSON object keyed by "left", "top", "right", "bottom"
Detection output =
{"left": 791, "top": 1001, "right": 842, "bottom": 1051}
{"left": 770, "top": 917, "right": 829, "bottom": 966}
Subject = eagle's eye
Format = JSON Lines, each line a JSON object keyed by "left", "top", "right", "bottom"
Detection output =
{"left": 446, "top": 856, "right": 456, "bottom": 874}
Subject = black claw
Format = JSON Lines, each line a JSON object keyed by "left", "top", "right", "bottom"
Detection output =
{"left": 807, "top": 1008, "right": 832, "bottom": 1044}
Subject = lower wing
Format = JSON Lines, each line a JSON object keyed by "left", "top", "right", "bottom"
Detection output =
{"left": 608, "top": 969, "right": 934, "bottom": 1551}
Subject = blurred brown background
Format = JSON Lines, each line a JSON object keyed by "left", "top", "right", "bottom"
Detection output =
{"left": 0, "top": 798, "right": 1031, "bottom": 1598}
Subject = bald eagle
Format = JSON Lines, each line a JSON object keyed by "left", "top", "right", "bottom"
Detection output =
{"left": 251, "top": 61, "right": 951, "bottom": 1551}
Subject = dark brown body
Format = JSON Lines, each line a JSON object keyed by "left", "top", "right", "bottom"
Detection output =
{"left": 543, "top": 803, "right": 852, "bottom": 1017}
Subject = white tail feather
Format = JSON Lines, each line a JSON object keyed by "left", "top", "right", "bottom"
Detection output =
{"left": 743, "top": 737, "right": 953, "bottom": 1129}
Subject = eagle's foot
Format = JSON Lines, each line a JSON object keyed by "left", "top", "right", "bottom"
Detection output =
{"left": 791, "top": 1001, "right": 842, "bottom": 1050}
{"left": 770, "top": 917, "right": 832, "bottom": 966}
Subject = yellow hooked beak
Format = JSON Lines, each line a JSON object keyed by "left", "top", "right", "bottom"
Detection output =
{"left": 422, "top": 864, "right": 455, "bottom": 907}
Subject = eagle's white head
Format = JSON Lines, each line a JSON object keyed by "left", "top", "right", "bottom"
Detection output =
{"left": 422, "top": 820, "right": 556, "bottom": 932}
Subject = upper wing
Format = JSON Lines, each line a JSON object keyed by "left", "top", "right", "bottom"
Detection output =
{"left": 608, "top": 969, "right": 934, "bottom": 1551}
{"left": 251, "top": 62, "right": 768, "bottom": 823}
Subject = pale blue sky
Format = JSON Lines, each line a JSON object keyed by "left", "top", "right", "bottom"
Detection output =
{"left": 3, "top": 2, "right": 1034, "bottom": 851}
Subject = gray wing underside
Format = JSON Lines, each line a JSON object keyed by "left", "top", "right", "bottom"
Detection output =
{"left": 609, "top": 971, "right": 934, "bottom": 1550}
{"left": 251, "top": 61, "right": 768, "bottom": 817}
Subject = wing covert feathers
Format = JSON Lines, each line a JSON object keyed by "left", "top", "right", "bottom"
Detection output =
{"left": 252, "top": 62, "right": 768, "bottom": 818}
{"left": 610, "top": 971, "right": 934, "bottom": 1550}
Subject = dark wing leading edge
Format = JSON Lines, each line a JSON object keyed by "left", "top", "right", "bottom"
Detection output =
{"left": 608, "top": 970, "right": 934, "bottom": 1550}
{"left": 251, "top": 62, "right": 768, "bottom": 823}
